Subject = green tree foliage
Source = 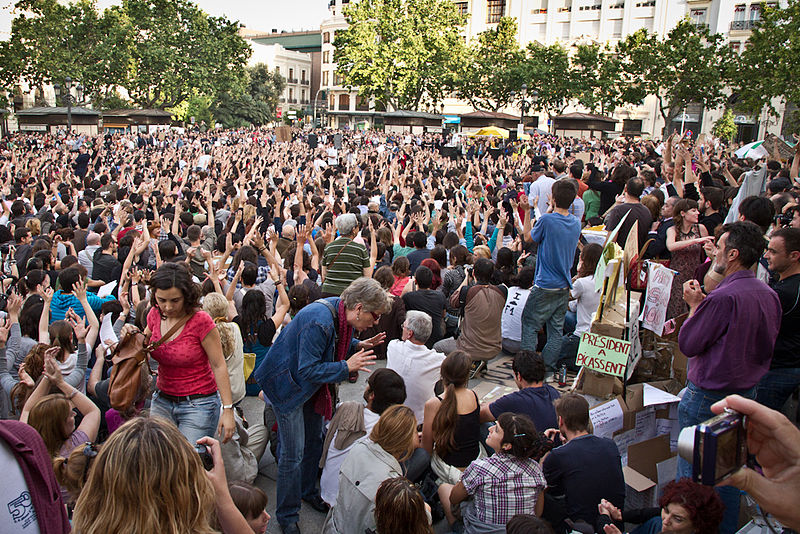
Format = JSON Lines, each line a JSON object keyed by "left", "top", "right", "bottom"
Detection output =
{"left": 520, "top": 42, "right": 572, "bottom": 115}
{"left": 733, "top": 0, "right": 800, "bottom": 117}
{"left": 457, "top": 17, "right": 525, "bottom": 112}
{"left": 570, "top": 43, "right": 626, "bottom": 115}
{"left": 616, "top": 21, "right": 734, "bottom": 134}
{"left": 212, "top": 64, "right": 286, "bottom": 128}
{"left": 334, "top": 0, "right": 466, "bottom": 111}
{"left": 712, "top": 109, "right": 737, "bottom": 141}
{"left": 0, "top": 0, "right": 250, "bottom": 110}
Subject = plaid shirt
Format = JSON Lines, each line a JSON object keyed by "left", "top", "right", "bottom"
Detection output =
{"left": 460, "top": 452, "right": 546, "bottom": 525}
{"left": 226, "top": 264, "right": 271, "bottom": 289}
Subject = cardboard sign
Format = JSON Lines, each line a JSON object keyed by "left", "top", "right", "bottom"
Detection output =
{"left": 576, "top": 332, "right": 631, "bottom": 377}
{"left": 640, "top": 262, "right": 674, "bottom": 336}
{"left": 276, "top": 126, "right": 291, "bottom": 142}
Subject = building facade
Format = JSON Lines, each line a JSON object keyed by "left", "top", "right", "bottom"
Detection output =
{"left": 249, "top": 42, "right": 314, "bottom": 121}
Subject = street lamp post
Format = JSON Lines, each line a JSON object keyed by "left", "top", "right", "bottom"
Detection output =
{"left": 518, "top": 83, "right": 527, "bottom": 138}
{"left": 530, "top": 90, "right": 539, "bottom": 131}
{"left": 54, "top": 77, "right": 82, "bottom": 133}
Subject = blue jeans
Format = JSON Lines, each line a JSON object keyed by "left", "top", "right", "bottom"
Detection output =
{"left": 521, "top": 287, "right": 570, "bottom": 371}
{"left": 677, "top": 382, "right": 756, "bottom": 534}
{"left": 562, "top": 310, "right": 577, "bottom": 335}
{"left": 755, "top": 367, "right": 800, "bottom": 412}
{"left": 150, "top": 390, "right": 221, "bottom": 446}
{"left": 274, "top": 398, "right": 324, "bottom": 526}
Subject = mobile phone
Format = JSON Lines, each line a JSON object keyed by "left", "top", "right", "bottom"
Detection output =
{"left": 195, "top": 444, "right": 214, "bottom": 471}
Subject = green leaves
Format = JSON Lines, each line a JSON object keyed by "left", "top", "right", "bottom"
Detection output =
{"left": 334, "top": 0, "right": 466, "bottom": 111}
{"left": 211, "top": 64, "right": 286, "bottom": 128}
{"left": 0, "top": 0, "right": 251, "bottom": 110}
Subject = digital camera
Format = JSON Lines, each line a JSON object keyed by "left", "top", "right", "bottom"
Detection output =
{"left": 677, "top": 409, "right": 747, "bottom": 485}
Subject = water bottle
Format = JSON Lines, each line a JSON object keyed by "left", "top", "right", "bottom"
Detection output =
{"left": 558, "top": 364, "right": 568, "bottom": 387}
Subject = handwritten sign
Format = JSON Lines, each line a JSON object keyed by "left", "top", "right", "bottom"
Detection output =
{"left": 589, "top": 398, "right": 625, "bottom": 439}
{"left": 576, "top": 332, "right": 631, "bottom": 377}
{"left": 640, "top": 263, "right": 674, "bottom": 336}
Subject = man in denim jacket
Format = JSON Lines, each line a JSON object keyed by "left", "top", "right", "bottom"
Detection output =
{"left": 254, "top": 277, "right": 389, "bottom": 534}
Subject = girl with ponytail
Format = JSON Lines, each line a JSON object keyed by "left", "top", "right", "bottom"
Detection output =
{"left": 422, "top": 350, "right": 482, "bottom": 486}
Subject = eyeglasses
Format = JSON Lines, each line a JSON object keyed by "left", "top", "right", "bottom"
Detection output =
{"left": 368, "top": 311, "right": 382, "bottom": 322}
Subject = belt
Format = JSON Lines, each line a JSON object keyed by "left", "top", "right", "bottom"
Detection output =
{"left": 157, "top": 390, "right": 216, "bottom": 403}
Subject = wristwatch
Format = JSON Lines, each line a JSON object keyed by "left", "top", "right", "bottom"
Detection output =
{"left": 222, "top": 404, "right": 234, "bottom": 410}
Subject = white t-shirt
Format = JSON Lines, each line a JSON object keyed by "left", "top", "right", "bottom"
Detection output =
{"left": 386, "top": 339, "right": 446, "bottom": 424}
{"left": 569, "top": 275, "right": 601, "bottom": 336}
{"left": 320, "top": 408, "right": 380, "bottom": 506}
{"left": 528, "top": 176, "right": 556, "bottom": 216}
{"left": 502, "top": 287, "right": 531, "bottom": 342}
{"left": 0, "top": 441, "right": 41, "bottom": 533}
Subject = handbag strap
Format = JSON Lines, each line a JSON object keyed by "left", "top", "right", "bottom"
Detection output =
{"left": 326, "top": 239, "right": 354, "bottom": 271}
{"left": 637, "top": 238, "right": 655, "bottom": 259}
{"left": 150, "top": 312, "right": 196, "bottom": 350}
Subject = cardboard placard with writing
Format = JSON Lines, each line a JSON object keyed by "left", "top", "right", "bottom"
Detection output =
{"left": 276, "top": 126, "right": 291, "bottom": 143}
{"left": 576, "top": 332, "right": 631, "bottom": 377}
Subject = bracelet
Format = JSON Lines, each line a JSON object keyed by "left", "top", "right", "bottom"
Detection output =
{"left": 222, "top": 404, "right": 234, "bottom": 410}
{"left": 66, "top": 388, "right": 78, "bottom": 400}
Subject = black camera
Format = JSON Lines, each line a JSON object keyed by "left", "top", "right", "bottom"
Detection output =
{"left": 195, "top": 444, "right": 214, "bottom": 471}
{"left": 775, "top": 213, "right": 793, "bottom": 227}
{"left": 677, "top": 409, "right": 747, "bottom": 485}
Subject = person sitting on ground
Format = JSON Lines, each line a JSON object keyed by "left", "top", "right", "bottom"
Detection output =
{"left": 479, "top": 350, "right": 560, "bottom": 435}
{"left": 422, "top": 350, "right": 482, "bottom": 485}
{"left": 390, "top": 256, "right": 411, "bottom": 297}
{"left": 506, "top": 514, "right": 555, "bottom": 534}
{"left": 227, "top": 480, "right": 271, "bottom": 534}
{"left": 542, "top": 394, "right": 625, "bottom": 533}
{"left": 401, "top": 266, "right": 448, "bottom": 348}
{"left": 501, "top": 266, "right": 534, "bottom": 355}
{"left": 434, "top": 258, "right": 507, "bottom": 370}
{"left": 320, "top": 368, "right": 408, "bottom": 506}
{"left": 440, "top": 413, "right": 548, "bottom": 534}
{"left": 596, "top": 478, "right": 724, "bottom": 534}
{"left": 371, "top": 477, "right": 434, "bottom": 534}
{"left": 386, "top": 310, "right": 446, "bottom": 424}
{"left": 323, "top": 405, "right": 420, "bottom": 534}
{"left": 559, "top": 243, "right": 603, "bottom": 368}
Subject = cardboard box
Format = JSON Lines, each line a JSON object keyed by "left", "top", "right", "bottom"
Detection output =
{"left": 575, "top": 368, "right": 623, "bottom": 398}
{"left": 623, "top": 434, "right": 677, "bottom": 508}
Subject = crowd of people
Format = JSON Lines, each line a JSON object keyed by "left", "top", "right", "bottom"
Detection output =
{"left": 0, "top": 125, "right": 799, "bottom": 534}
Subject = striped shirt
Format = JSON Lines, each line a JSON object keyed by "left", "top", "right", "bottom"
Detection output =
{"left": 321, "top": 237, "right": 369, "bottom": 295}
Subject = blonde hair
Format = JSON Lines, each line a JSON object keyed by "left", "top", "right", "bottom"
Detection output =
{"left": 473, "top": 245, "right": 491, "bottom": 260}
{"left": 72, "top": 417, "right": 216, "bottom": 534}
{"left": 202, "top": 293, "right": 235, "bottom": 357}
{"left": 53, "top": 442, "right": 99, "bottom": 505}
{"left": 369, "top": 405, "right": 418, "bottom": 463}
{"left": 28, "top": 393, "right": 72, "bottom": 457}
{"left": 26, "top": 218, "right": 41, "bottom": 236}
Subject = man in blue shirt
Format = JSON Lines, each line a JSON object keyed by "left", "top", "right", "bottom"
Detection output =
{"left": 521, "top": 180, "right": 581, "bottom": 375}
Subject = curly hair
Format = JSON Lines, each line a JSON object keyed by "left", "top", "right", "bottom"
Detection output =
{"left": 9, "top": 343, "right": 50, "bottom": 414}
{"left": 659, "top": 478, "right": 724, "bottom": 533}
{"left": 148, "top": 262, "right": 200, "bottom": 318}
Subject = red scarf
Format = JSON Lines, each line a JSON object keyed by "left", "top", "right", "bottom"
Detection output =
{"left": 313, "top": 300, "right": 353, "bottom": 419}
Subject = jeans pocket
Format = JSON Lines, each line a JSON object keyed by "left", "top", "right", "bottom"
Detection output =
{"left": 188, "top": 393, "right": 221, "bottom": 410}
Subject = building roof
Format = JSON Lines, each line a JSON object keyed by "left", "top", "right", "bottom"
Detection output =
{"left": 16, "top": 106, "right": 100, "bottom": 116}
{"left": 551, "top": 112, "right": 618, "bottom": 123}
{"left": 384, "top": 110, "right": 443, "bottom": 120}
{"left": 460, "top": 110, "right": 520, "bottom": 121}
{"left": 102, "top": 109, "right": 173, "bottom": 118}
{"left": 249, "top": 30, "right": 322, "bottom": 53}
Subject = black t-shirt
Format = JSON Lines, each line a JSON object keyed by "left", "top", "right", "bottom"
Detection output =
{"left": 700, "top": 212, "right": 724, "bottom": 236}
{"left": 402, "top": 289, "right": 447, "bottom": 348}
{"left": 770, "top": 273, "right": 800, "bottom": 368}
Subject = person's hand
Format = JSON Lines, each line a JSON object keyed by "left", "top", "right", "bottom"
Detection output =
{"left": 358, "top": 332, "right": 386, "bottom": 350}
{"left": 217, "top": 408, "right": 235, "bottom": 444}
{"left": 598, "top": 499, "right": 622, "bottom": 522}
{"left": 42, "top": 351, "right": 64, "bottom": 385}
{"left": 120, "top": 323, "right": 141, "bottom": 338}
{"left": 196, "top": 436, "right": 229, "bottom": 492}
{"left": 0, "top": 318, "right": 10, "bottom": 346}
{"left": 42, "top": 286, "right": 53, "bottom": 304}
{"left": 73, "top": 280, "right": 88, "bottom": 302}
{"left": 6, "top": 292, "right": 23, "bottom": 318}
{"left": 543, "top": 428, "right": 562, "bottom": 442}
{"left": 345, "top": 348, "right": 377, "bottom": 374}
{"left": 296, "top": 223, "right": 308, "bottom": 243}
{"left": 68, "top": 312, "right": 88, "bottom": 341}
{"left": 225, "top": 233, "right": 234, "bottom": 254}
{"left": 712, "top": 395, "right": 800, "bottom": 530}
{"left": 683, "top": 279, "right": 705, "bottom": 309}
{"left": 602, "top": 525, "right": 623, "bottom": 534}
{"left": 18, "top": 362, "right": 34, "bottom": 387}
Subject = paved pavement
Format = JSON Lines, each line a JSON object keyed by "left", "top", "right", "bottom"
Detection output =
{"left": 243, "top": 354, "right": 527, "bottom": 534}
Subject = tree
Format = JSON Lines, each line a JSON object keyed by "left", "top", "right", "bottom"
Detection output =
{"left": 457, "top": 17, "right": 526, "bottom": 112}
{"left": 334, "top": 0, "right": 466, "bottom": 111}
{"left": 569, "top": 43, "right": 627, "bottom": 115}
{"left": 733, "top": 0, "right": 800, "bottom": 118}
{"left": 121, "top": 0, "right": 251, "bottom": 109}
{"left": 520, "top": 42, "right": 573, "bottom": 116}
{"left": 712, "top": 109, "right": 737, "bottom": 141}
{"left": 616, "top": 21, "right": 734, "bottom": 135}
{"left": 212, "top": 64, "right": 286, "bottom": 128}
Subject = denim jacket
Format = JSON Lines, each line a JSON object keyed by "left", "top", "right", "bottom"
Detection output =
{"left": 254, "top": 298, "right": 356, "bottom": 413}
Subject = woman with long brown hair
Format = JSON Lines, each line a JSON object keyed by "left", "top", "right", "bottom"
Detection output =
{"left": 666, "top": 199, "right": 712, "bottom": 319}
{"left": 422, "top": 350, "right": 482, "bottom": 485}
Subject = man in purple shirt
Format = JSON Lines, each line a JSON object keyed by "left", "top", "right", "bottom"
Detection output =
{"left": 678, "top": 221, "right": 781, "bottom": 534}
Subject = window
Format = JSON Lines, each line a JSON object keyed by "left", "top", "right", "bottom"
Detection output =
{"left": 289, "top": 88, "right": 293, "bottom": 100}
{"left": 454, "top": 1, "right": 467, "bottom": 15}
{"left": 289, "top": 68, "right": 294, "bottom": 81}
{"left": 531, "top": 8, "right": 547, "bottom": 14}
{"left": 690, "top": 8, "right": 707, "bottom": 26}
{"left": 301, "top": 90, "right": 306, "bottom": 101}
{"left": 749, "top": 3, "right": 761, "bottom": 20}
{"left": 635, "top": 0, "right": 655, "bottom": 6}
{"left": 329, "top": 94, "right": 336, "bottom": 110}
{"left": 729, "top": 41, "right": 741, "bottom": 53}
{"left": 734, "top": 4, "right": 746, "bottom": 21}
{"left": 356, "top": 95, "right": 370, "bottom": 111}
{"left": 338, "top": 94, "right": 350, "bottom": 110}
{"left": 487, "top": 0, "right": 505, "bottom": 23}
{"left": 322, "top": 71, "right": 329, "bottom": 86}
{"left": 301, "top": 70, "right": 307, "bottom": 83}
{"left": 558, "top": 0, "right": 572, "bottom": 12}
{"left": 323, "top": 51, "right": 330, "bottom": 64}
{"left": 323, "top": 32, "right": 330, "bottom": 43}
{"left": 334, "top": 71, "right": 345, "bottom": 86}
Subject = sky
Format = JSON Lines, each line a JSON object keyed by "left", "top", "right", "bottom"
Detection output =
{"left": 0, "top": 0, "right": 330, "bottom": 39}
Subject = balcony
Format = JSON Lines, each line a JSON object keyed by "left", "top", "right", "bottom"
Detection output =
{"left": 279, "top": 97, "right": 286, "bottom": 103}
{"left": 301, "top": 79, "right": 310, "bottom": 85}
{"left": 730, "top": 19, "right": 757, "bottom": 30}
{"left": 288, "top": 78, "right": 299, "bottom": 84}
{"left": 301, "top": 99, "right": 310, "bottom": 104}
{"left": 289, "top": 98, "right": 298, "bottom": 104}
